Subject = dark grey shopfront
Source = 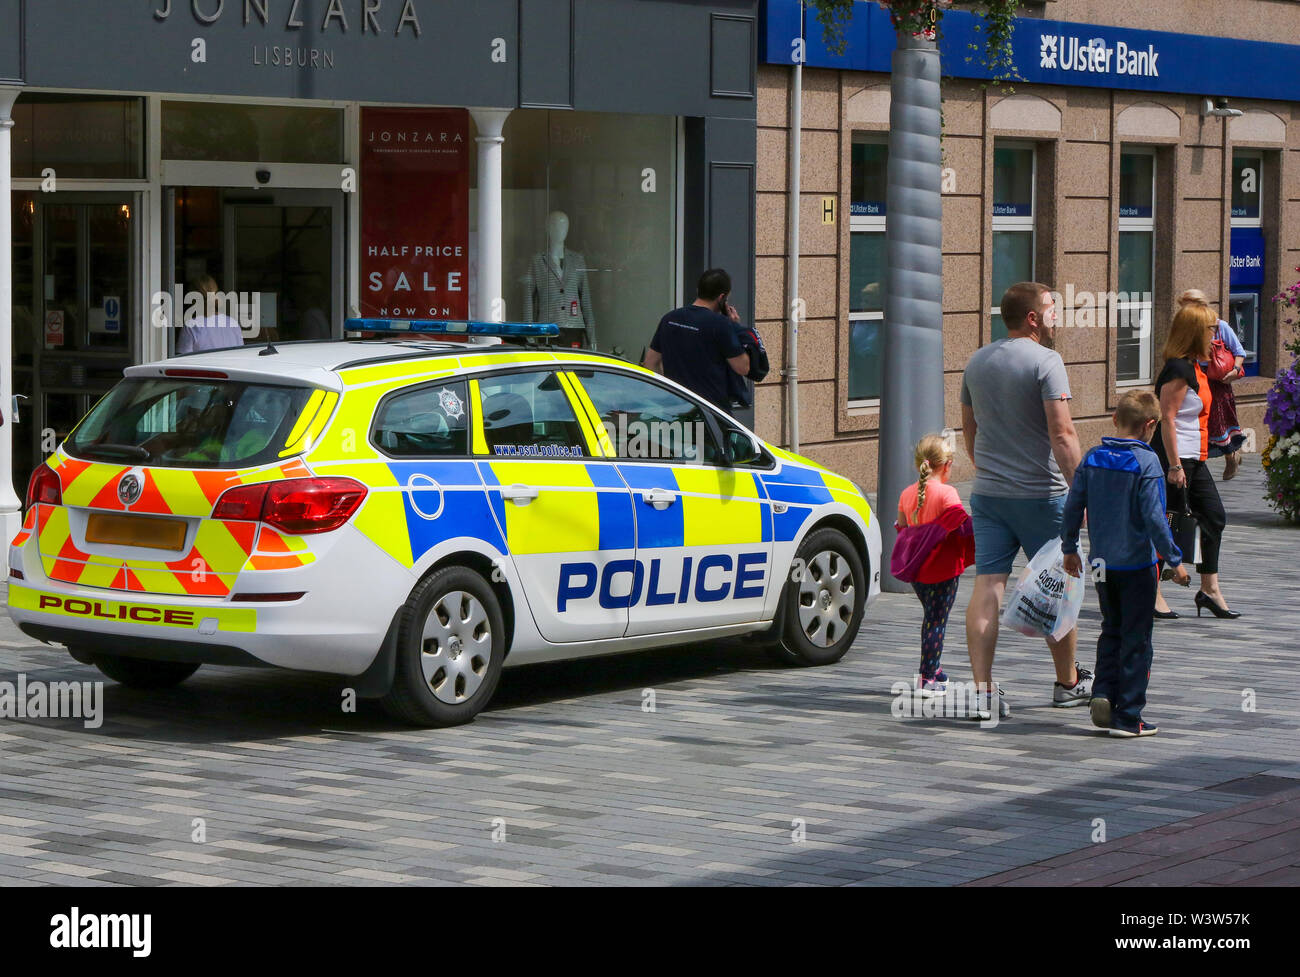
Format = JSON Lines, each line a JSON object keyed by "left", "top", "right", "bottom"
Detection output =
{"left": 0, "top": 0, "right": 759, "bottom": 503}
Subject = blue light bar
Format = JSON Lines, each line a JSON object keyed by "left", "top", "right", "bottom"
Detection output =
{"left": 346, "top": 318, "right": 560, "bottom": 337}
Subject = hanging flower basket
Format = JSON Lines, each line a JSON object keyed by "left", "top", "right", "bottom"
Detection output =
{"left": 876, "top": 1, "right": 953, "bottom": 40}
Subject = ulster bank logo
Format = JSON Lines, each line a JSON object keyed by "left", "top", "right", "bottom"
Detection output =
{"left": 1039, "top": 35, "right": 1058, "bottom": 69}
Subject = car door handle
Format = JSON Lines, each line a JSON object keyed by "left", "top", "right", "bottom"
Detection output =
{"left": 642, "top": 488, "right": 676, "bottom": 510}
{"left": 501, "top": 484, "right": 540, "bottom": 506}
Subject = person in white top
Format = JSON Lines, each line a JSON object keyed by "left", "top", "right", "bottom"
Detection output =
{"left": 176, "top": 275, "right": 246, "bottom": 355}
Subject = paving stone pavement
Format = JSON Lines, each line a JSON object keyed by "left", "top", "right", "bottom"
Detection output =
{"left": 0, "top": 456, "right": 1295, "bottom": 886}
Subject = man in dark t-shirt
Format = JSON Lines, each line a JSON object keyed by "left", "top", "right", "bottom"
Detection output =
{"left": 645, "top": 269, "right": 753, "bottom": 411}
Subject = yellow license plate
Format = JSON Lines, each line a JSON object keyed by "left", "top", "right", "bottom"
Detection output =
{"left": 85, "top": 513, "right": 188, "bottom": 551}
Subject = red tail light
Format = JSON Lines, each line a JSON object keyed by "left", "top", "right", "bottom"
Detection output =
{"left": 26, "top": 464, "right": 62, "bottom": 509}
{"left": 212, "top": 477, "right": 367, "bottom": 534}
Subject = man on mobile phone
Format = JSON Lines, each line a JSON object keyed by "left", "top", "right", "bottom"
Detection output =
{"left": 644, "top": 268, "right": 754, "bottom": 413}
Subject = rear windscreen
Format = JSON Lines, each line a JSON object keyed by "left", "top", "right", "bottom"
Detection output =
{"left": 67, "top": 378, "right": 318, "bottom": 469}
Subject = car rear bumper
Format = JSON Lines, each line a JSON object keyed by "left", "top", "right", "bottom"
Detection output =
{"left": 6, "top": 525, "right": 409, "bottom": 675}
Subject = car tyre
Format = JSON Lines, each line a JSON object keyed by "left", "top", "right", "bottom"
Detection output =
{"left": 91, "top": 654, "right": 201, "bottom": 689}
{"left": 380, "top": 566, "right": 505, "bottom": 727}
{"left": 768, "top": 527, "right": 866, "bottom": 667}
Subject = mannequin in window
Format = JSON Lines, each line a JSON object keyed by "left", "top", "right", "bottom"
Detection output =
{"left": 523, "top": 211, "right": 595, "bottom": 347}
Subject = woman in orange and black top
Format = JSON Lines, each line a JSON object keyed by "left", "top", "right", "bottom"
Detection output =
{"left": 1151, "top": 303, "right": 1238, "bottom": 619}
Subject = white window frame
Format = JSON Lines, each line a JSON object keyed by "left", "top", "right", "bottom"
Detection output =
{"left": 847, "top": 135, "right": 887, "bottom": 410}
{"left": 1116, "top": 147, "right": 1156, "bottom": 386}
{"left": 1231, "top": 152, "right": 1264, "bottom": 229}
{"left": 990, "top": 141, "right": 1036, "bottom": 340}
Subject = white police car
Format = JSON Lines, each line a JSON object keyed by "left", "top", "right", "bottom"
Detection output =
{"left": 7, "top": 321, "right": 881, "bottom": 726}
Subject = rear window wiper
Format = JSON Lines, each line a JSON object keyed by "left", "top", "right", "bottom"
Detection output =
{"left": 84, "top": 443, "right": 151, "bottom": 462}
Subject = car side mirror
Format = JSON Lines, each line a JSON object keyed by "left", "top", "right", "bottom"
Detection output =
{"left": 722, "top": 428, "right": 763, "bottom": 467}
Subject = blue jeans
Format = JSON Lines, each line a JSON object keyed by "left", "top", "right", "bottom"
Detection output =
{"left": 970, "top": 493, "right": 1067, "bottom": 576}
{"left": 1092, "top": 567, "right": 1157, "bottom": 730}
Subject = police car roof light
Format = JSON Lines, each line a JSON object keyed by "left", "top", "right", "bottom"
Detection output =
{"left": 345, "top": 318, "right": 560, "bottom": 337}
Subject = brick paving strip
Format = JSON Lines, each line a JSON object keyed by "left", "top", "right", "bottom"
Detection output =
{"left": 0, "top": 456, "right": 1297, "bottom": 886}
{"left": 964, "top": 776, "right": 1300, "bottom": 886}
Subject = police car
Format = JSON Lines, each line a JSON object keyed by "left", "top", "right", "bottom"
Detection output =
{"left": 7, "top": 321, "right": 881, "bottom": 726}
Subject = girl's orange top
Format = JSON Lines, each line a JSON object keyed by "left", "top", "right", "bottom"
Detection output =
{"left": 895, "top": 480, "right": 974, "bottom": 584}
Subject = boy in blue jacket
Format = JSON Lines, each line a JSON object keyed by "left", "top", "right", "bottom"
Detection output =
{"left": 1061, "top": 390, "right": 1189, "bottom": 738}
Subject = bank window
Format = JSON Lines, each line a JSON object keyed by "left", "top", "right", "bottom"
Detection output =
{"left": 11, "top": 94, "right": 145, "bottom": 180}
{"left": 497, "top": 111, "right": 677, "bottom": 361}
{"left": 1117, "top": 149, "right": 1156, "bottom": 383}
{"left": 162, "top": 102, "right": 344, "bottom": 164}
{"left": 991, "top": 145, "right": 1036, "bottom": 341}
{"left": 1230, "top": 153, "right": 1265, "bottom": 376}
{"left": 476, "top": 371, "right": 587, "bottom": 458}
{"left": 373, "top": 381, "right": 470, "bottom": 457}
{"left": 1232, "top": 153, "right": 1262, "bottom": 226}
{"left": 849, "top": 136, "right": 887, "bottom": 405}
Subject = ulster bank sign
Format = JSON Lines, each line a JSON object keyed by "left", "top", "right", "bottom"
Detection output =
{"left": 1037, "top": 33, "right": 1160, "bottom": 79}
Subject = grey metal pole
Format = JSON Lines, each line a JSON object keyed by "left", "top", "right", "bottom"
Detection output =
{"left": 785, "top": 5, "right": 804, "bottom": 454}
{"left": 878, "top": 31, "right": 944, "bottom": 593}
{"left": 0, "top": 88, "right": 23, "bottom": 575}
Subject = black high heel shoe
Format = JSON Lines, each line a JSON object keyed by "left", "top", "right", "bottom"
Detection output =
{"left": 1153, "top": 609, "right": 1180, "bottom": 620}
{"left": 1195, "top": 591, "right": 1241, "bottom": 619}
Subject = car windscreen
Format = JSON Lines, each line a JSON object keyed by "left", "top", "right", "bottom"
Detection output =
{"left": 67, "top": 377, "right": 318, "bottom": 470}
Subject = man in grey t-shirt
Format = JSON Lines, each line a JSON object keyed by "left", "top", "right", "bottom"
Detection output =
{"left": 959, "top": 282, "right": 1089, "bottom": 720}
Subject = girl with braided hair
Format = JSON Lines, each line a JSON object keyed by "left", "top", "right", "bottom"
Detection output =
{"left": 892, "top": 434, "right": 975, "bottom": 695}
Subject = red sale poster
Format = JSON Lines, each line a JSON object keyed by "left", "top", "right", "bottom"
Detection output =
{"left": 361, "top": 108, "right": 470, "bottom": 320}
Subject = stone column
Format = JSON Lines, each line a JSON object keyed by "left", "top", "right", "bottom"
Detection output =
{"left": 469, "top": 108, "right": 512, "bottom": 323}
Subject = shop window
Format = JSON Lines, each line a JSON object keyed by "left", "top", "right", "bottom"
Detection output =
{"left": 11, "top": 94, "right": 145, "bottom": 180}
{"left": 162, "top": 102, "right": 343, "bottom": 164}
{"left": 495, "top": 111, "right": 677, "bottom": 362}
{"left": 990, "top": 145, "right": 1035, "bottom": 341}
{"left": 1117, "top": 149, "right": 1156, "bottom": 383}
{"left": 849, "top": 136, "right": 887, "bottom": 404}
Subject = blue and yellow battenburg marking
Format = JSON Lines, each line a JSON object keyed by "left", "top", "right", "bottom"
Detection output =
{"left": 295, "top": 347, "right": 868, "bottom": 610}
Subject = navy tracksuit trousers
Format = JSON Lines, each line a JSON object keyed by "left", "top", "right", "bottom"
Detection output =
{"left": 1091, "top": 566, "right": 1158, "bottom": 730}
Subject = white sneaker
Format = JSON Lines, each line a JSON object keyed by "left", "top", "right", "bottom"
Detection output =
{"left": 917, "top": 677, "right": 947, "bottom": 697}
{"left": 1053, "top": 664, "right": 1094, "bottom": 707}
{"left": 970, "top": 687, "right": 1010, "bottom": 720}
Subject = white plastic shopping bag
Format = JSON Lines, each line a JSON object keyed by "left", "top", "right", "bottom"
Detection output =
{"left": 1000, "top": 538, "right": 1085, "bottom": 640}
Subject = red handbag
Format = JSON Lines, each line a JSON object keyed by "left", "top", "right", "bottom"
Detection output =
{"left": 1206, "top": 334, "right": 1236, "bottom": 381}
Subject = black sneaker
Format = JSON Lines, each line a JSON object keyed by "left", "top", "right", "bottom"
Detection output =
{"left": 1109, "top": 720, "right": 1159, "bottom": 738}
{"left": 1089, "top": 697, "right": 1111, "bottom": 729}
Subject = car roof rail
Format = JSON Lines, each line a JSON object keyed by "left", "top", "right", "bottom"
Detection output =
{"left": 345, "top": 319, "right": 561, "bottom": 342}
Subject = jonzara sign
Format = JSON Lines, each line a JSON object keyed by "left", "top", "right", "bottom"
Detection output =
{"left": 152, "top": 0, "right": 424, "bottom": 37}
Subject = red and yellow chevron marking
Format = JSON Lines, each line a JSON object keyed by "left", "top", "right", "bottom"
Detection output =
{"left": 10, "top": 507, "right": 36, "bottom": 548}
{"left": 50, "top": 456, "right": 317, "bottom": 517}
{"left": 34, "top": 455, "right": 321, "bottom": 595}
{"left": 245, "top": 527, "right": 315, "bottom": 572}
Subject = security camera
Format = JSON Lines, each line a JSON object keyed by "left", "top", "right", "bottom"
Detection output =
{"left": 255, "top": 169, "right": 272, "bottom": 185}
{"left": 1201, "top": 97, "right": 1243, "bottom": 118}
